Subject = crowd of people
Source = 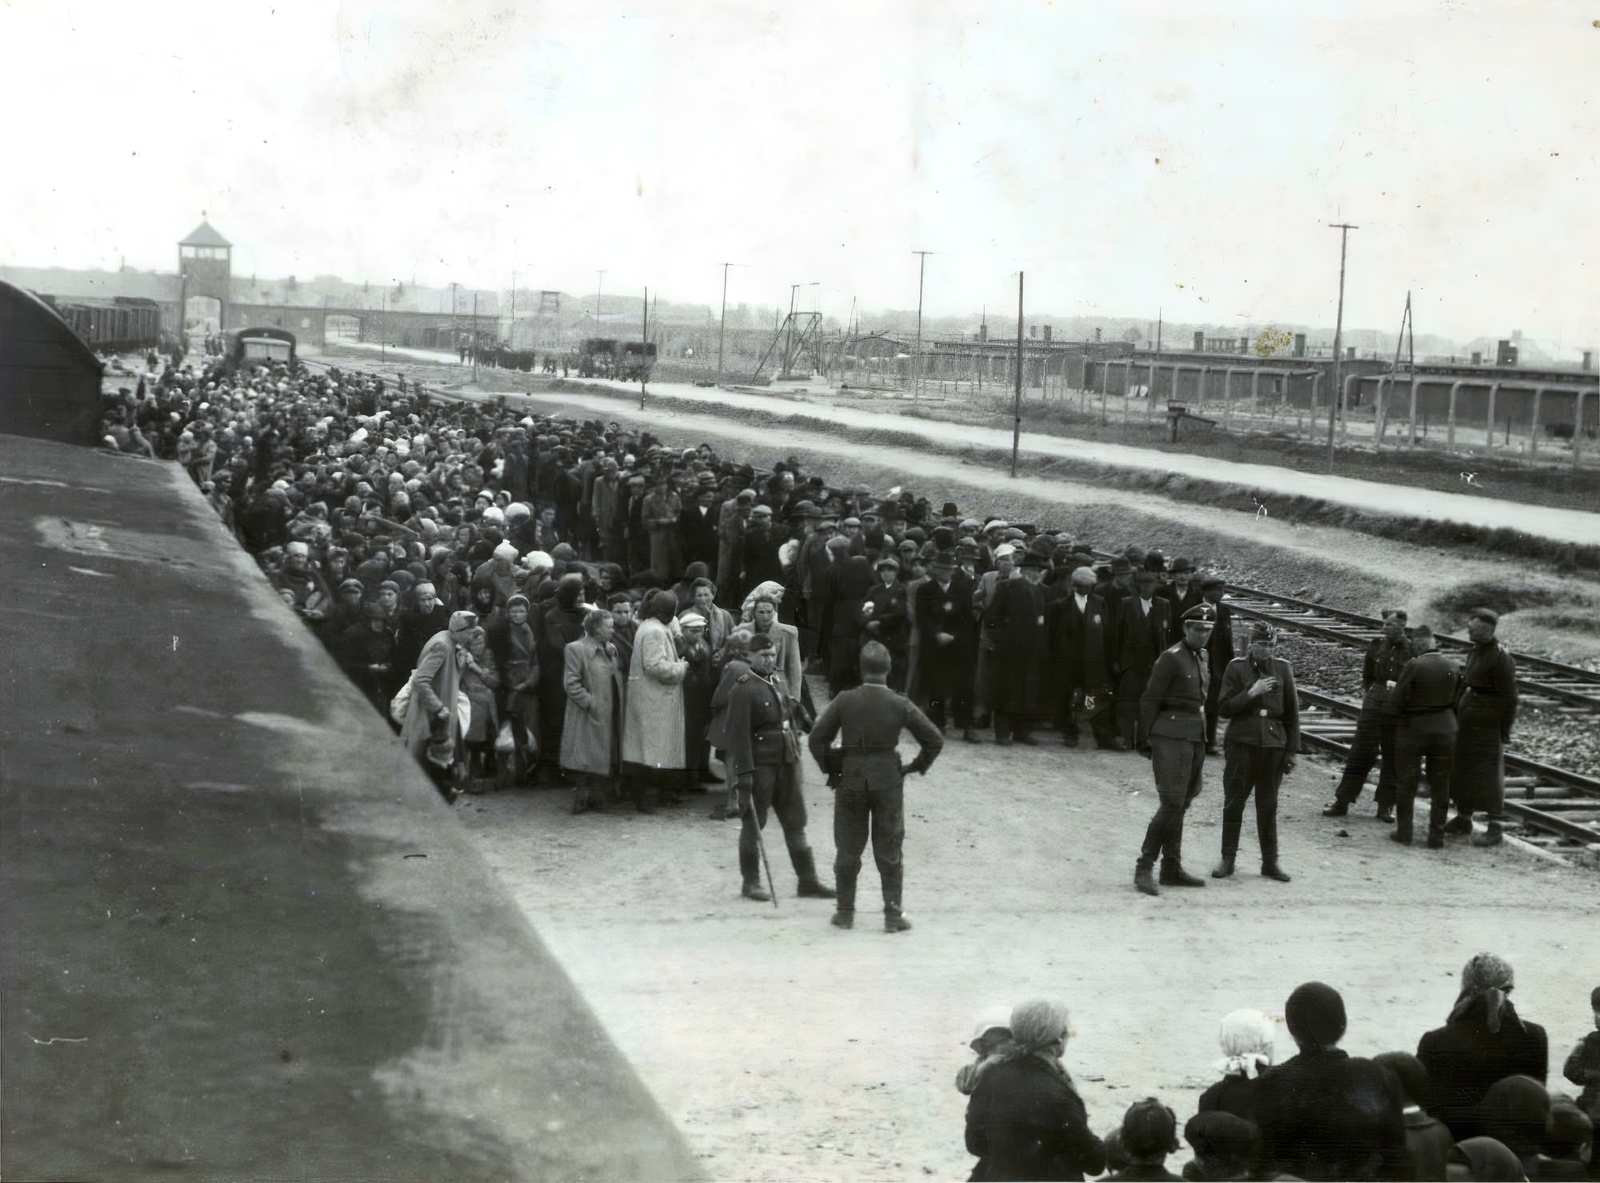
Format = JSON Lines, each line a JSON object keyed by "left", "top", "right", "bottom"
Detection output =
{"left": 96, "top": 345, "right": 1523, "bottom": 896}
{"left": 961, "top": 962, "right": 1598, "bottom": 1180}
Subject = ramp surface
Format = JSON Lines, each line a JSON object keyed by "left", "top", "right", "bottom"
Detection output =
{"left": 0, "top": 436, "right": 698, "bottom": 1181}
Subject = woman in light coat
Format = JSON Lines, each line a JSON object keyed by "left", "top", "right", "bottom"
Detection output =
{"left": 561, "top": 608, "right": 626, "bottom": 814}
{"left": 742, "top": 581, "right": 804, "bottom": 701}
{"left": 621, "top": 589, "right": 689, "bottom": 812}
{"left": 398, "top": 610, "right": 478, "bottom": 760}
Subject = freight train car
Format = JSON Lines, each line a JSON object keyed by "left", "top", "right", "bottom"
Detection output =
{"left": 48, "top": 296, "right": 164, "bottom": 353}
{"left": 0, "top": 279, "right": 105, "bottom": 446}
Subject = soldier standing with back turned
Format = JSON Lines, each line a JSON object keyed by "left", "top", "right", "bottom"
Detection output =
{"left": 808, "top": 642, "right": 943, "bottom": 933}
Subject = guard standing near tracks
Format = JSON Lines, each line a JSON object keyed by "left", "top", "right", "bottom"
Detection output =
{"left": 807, "top": 642, "right": 943, "bottom": 932}
{"left": 1212, "top": 621, "right": 1299, "bottom": 882}
{"left": 1444, "top": 608, "right": 1518, "bottom": 847}
{"left": 724, "top": 632, "right": 836, "bottom": 902}
{"left": 1388, "top": 624, "right": 1463, "bottom": 848}
{"left": 1322, "top": 609, "right": 1414, "bottom": 824}
{"left": 1134, "top": 604, "right": 1216, "bottom": 897}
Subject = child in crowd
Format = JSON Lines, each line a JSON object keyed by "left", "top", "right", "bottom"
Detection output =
{"left": 955, "top": 1006, "right": 1014, "bottom": 1095}
{"left": 1182, "top": 1112, "right": 1263, "bottom": 1182}
{"left": 1104, "top": 1097, "right": 1183, "bottom": 1181}
{"left": 1562, "top": 986, "right": 1600, "bottom": 1127}
{"left": 1374, "top": 1050, "right": 1456, "bottom": 1181}
{"left": 1540, "top": 1097, "right": 1592, "bottom": 1182}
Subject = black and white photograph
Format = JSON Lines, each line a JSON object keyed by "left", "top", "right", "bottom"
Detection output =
{"left": 3, "top": 2, "right": 1598, "bottom": 1179}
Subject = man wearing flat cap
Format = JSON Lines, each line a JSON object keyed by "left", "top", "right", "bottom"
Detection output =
{"left": 981, "top": 551, "right": 1052, "bottom": 744}
{"left": 860, "top": 555, "right": 911, "bottom": 691}
{"left": 1051, "top": 565, "right": 1119, "bottom": 749}
{"left": 1213, "top": 621, "right": 1299, "bottom": 882}
{"left": 1445, "top": 608, "right": 1518, "bottom": 846}
{"left": 1134, "top": 604, "right": 1217, "bottom": 896}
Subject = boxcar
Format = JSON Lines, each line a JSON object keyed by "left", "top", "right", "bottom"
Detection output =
{"left": 0, "top": 279, "right": 105, "bottom": 446}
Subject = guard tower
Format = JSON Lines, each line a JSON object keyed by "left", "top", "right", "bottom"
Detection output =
{"left": 177, "top": 220, "right": 232, "bottom": 333}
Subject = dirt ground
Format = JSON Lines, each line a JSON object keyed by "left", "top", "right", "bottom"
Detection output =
{"left": 420, "top": 381, "right": 1600, "bottom": 1182}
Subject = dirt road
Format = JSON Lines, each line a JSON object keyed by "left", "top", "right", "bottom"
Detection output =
{"left": 435, "top": 386, "right": 1600, "bottom": 1181}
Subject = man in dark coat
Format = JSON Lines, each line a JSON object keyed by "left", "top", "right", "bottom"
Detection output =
{"left": 1444, "top": 607, "right": 1518, "bottom": 847}
{"left": 1113, "top": 569, "right": 1174, "bottom": 749}
{"left": 676, "top": 484, "right": 721, "bottom": 574}
{"left": 1248, "top": 981, "right": 1406, "bottom": 1181}
{"left": 1134, "top": 604, "right": 1215, "bottom": 896}
{"left": 1322, "top": 609, "right": 1414, "bottom": 823}
{"left": 724, "top": 633, "right": 835, "bottom": 902}
{"left": 915, "top": 551, "right": 979, "bottom": 743}
{"left": 1416, "top": 952, "right": 1548, "bottom": 1142}
{"left": 1052, "top": 565, "right": 1119, "bottom": 749}
{"left": 807, "top": 642, "right": 942, "bottom": 933}
{"left": 1212, "top": 621, "right": 1299, "bottom": 882}
{"left": 1389, "top": 624, "right": 1463, "bottom": 847}
{"left": 982, "top": 552, "right": 1052, "bottom": 745}
{"left": 859, "top": 556, "right": 911, "bottom": 691}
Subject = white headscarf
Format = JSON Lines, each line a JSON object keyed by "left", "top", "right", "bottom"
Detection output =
{"left": 1214, "top": 1008, "right": 1276, "bottom": 1079}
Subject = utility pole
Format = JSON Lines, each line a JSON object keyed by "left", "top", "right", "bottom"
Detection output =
{"left": 1156, "top": 308, "right": 1162, "bottom": 353}
{"left": 717, "top": 262, "right": 734, "bottom": 385}
{"left": 1011, "top": 272, "right": 1024, "bottom": 478}
{"left": 472, "top": 290, "right": 479, "bottom": 382}
{"left": 912, "top": 250, "right": 933, "bottom": 403}
{"left": 641, "top": 287, "right": 648, "bottom": 409}
{"left": 595, "top": 269, "right": 607, "bottom": 332}
{"left": 1327, "top": 222, "right": 1358, "bottom": 470}
{"left": 450, "top": 281, "right": 459, "bottom": 361}
{"left": 381, "top": 285, "right": 387, "bottom": 361}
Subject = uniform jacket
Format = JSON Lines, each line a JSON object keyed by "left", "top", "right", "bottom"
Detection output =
{"left": 808, "top": 683, "right": 943, "bottom": 791}
{"left": 723, "top": 671, "right": 803, "bottom": 778}
{"left": 1138, "top": 641, "right": 1211, "bottom": 744}
{"left": 621, "top": 617, "right": 688, "bottom": 769}
{"left": 1217, "top": 655, "right": 1300, "bottom": 750}
{"left": 1361, "top": 635, "right": 1416, "bottom": 714}
{"left": 1390, "top": 651, "right": 1464, "bottom": 735}
{"left": 964, "top": 1055, "right": 1107, "bottom": 1182}
{"left": 1246, "top": 1048, "right": 1407, "bottom": 1181}
{"left": 560, "top": 635, "right": 625, "bottom": 776}
{"left": 1459, "top": 640, "right": 1518, "bottom": 735}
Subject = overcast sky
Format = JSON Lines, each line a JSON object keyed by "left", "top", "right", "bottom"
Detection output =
{"left": 5, "top": 0, "right": 1595, "bottom": 350}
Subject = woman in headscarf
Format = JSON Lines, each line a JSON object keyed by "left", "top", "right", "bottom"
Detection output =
{"left": 1445, "top": 1137, "right": 1529, "bottom": 1181}
{"left": 1417, "top": 953, "right": 1549, "bottom": 1142}
{"left": 964, "top": 997, "right": 1105, "bottom": 1181}
{"left": 742, "top": 582, "right": 805, "bottom": 703}
{"left": 1197, "top": 1008, "right": 1276, "bottom": 1119}
{"left": 561, "top": 608, "right": 626, "bottom": 814}
{"left": 398, "top": 610, "right": 477, "bottom": 765}
{"left": 621, "top": 589, "right": 689, "bottom": 814}
{"left": 487, "top": 593, "right": 540, "bottom": 786}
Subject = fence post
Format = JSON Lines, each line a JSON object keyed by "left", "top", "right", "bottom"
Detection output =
{"left": 1529, "top": 386, "right": 1543, "bottom": 456}
{"left": 1447, "top": 380, "right": 1462, "bottom": 448}
{"left": 1485, "top": 383, "right": 1499, "bottom": 451}
{"left": 1408, "top": 374, "right": 1420, "bottom": 448}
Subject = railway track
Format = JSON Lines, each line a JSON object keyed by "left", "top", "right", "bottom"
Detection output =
{"left": 1221, "top": 584, "right": 1600, "bottom": 711}
{"left": 1297, "top": 687, "right": 1600, "bottom": 857}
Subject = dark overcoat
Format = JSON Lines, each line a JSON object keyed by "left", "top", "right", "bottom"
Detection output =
{"left": 964, "top": 1056, "right": 1106, "bottom": 1182}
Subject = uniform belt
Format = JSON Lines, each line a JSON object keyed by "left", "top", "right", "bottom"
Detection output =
{"left": 841, "top": 745, "right": 900, "bottom": 755}
{"left": 1160, "top": 704, "right": 1202, "bottom": 714}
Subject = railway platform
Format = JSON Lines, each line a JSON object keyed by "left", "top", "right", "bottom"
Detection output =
{"left": 0, "top": 435, "right": 698, "bottom": 1181}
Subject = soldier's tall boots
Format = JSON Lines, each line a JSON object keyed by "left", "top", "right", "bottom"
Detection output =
{"left": 740, "top": 850, "right": 770, "bottom": 901}
{"left": 1159, "top": 833, "right": 1206, "bottom": 888}
{"left": 1134, "top": 858, "right": 1160, "bottom": 897}
{"left": 792, "top": 848, "right": 836, "bottom": 898}
{"left": 880, "top": 863, "right": 904, "bottom": 920}
{"left": 833, "top": 861, "right": 858, "bottom": 917}
{"left": 1390, "top": 796, "right": 1415, "bottom": 845}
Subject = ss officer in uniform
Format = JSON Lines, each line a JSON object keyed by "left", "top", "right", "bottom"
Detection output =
{"left": 724, "top": 632, "right": 836, "bottom": 902}
{"left": 1387, "top": 624, "right": 1462, "bottom": 848}
{"left": 1212, "top": 621, "right": 1299, "bottom": 882}
{"left": 1134, "top": 604, "right": 1217, "bottom": 897}
{"left": 1444, "top": 607, "right": 1517, "bottom": 847}
{"left": 1322, "top": 609, "right": 1413, "bottom": 823}
{"left": 807, "top": 642, "right": 944, "bottom": 932}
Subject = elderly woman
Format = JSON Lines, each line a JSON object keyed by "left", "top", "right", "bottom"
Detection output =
{"left": 561, "top": 608, "right": 626, "bottom": 814}
{"left": 741, "top": 581, "right": 804, "bottom": 702}
{"left": 1198, "top": 1008, "right": 1276, "bottom": 1119}
{"left": 964, "top": 998, "right": 1106, "bottom": 1181}
{"left": 1417, "top": 953, "right": 1549, "bottom": 1141}
{"left": 621, "top": 589, "right": 689, "bottom": 813}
